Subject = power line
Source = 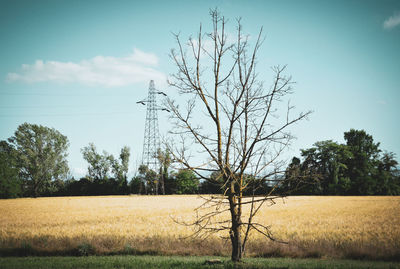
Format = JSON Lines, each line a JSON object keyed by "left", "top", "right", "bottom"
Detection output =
{"left": 0, "top": 104, "right": 90, "bottom": 109}
{"left": 0, "top": 91, "right": 136, "bottom": 97}
{"left": 0, "top": 110, "right": 138, "bottom": 118}
{"left": 0, "top": 103, "right": 134, "bottom": 109}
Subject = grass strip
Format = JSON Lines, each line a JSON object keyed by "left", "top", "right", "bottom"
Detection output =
{"left": 0, "top": 255, "right": 399, "bottom": 269}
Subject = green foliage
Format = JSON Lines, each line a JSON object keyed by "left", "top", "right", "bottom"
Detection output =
{"left": 62, "top": 143, "right": 130, "bottom": 196}
{"left": 199, "top": 179, "right": 222, "bottom": 194}
{"left": 4, "top": 124, "right": 396, "bottom": 198}
{"left": 301, "top": 140, "right": 352, "bottom": 195}
{"left": 344, "top": 129, "right": 381, "bottom": 195}
{"left": 81, "top": 144, "right": 130, "bottom": 194}
{"left": 147, "top": 169, "right": 159, "bottom": 194}
{"left": 0, "top": 141, "right": 22, "bottom": 198}
{"left": 198, "top": 171, "right": 223, "bottom": 194}
{"left": 157, "top": 149, "right": 172, "bottom": 195}
{"left": 132, "top": 149, "right": 173, "bottom": 195}
{"left": 8, "top": 123, "right": 69, "bottom": 197}
{"left": 111, "top": 146, "right": 130, "bottom": 182}
{"left": 285, "top": 129, "right": 400, "bottom": 195}
{"left": 129, "top": 176, "right": 146, "bottom": 194}
{"left": 376, "top": 152, "right": 400, "bottom": 195}
{"left": 81, "top": 143, "right": 113, "bottom": 181}
{"left": 137, "top": 164, "right": 160, "bottom": 194}
{"left": 174, "top": 169, "right": 199, "bottom": 194}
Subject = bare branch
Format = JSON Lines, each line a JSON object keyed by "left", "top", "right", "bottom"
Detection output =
{"left": 167, "top": 9, "right": 311, "bottom": 262}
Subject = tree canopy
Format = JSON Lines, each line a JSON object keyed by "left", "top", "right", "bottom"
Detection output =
{"left": 1, "top": 124, "right": 398, "bottom": 200}
{"left": 0, "top": 140, "right": 21, "bottom": 198}
{"left": 80, "top": 143, "right": 131, "bottom": 195}
{"left": 7, "top": 123, "right": 69, "bottom": 197}
{"left": 284, "top": 129, "right": 399, "bottom": 195}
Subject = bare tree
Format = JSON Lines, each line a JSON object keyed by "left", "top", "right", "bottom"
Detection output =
{"left": 165, "top": 9, "right": 311, "bottom": 262}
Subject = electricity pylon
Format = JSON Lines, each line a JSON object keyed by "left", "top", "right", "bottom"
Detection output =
{"left": 137, "top": 80, "right": 168, "bottom": 173}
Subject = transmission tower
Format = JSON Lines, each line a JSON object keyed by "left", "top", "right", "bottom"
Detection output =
{"left": 137, "top": 80, "right": 168, "bottom": 172}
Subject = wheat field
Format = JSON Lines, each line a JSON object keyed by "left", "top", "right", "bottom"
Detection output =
{"left": 0, "top": 195, "right": 399, "bottom": 259}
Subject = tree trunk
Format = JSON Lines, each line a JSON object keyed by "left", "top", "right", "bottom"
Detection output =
{"left": 228, "top": 182, "right": 242, "bottom": 262}
{"left": 230, "top": 219, "right": 242, "bottom": 261}
{"left": 159, "top": 167, "right": 166, "bottom": 195}
{"left": 33, "top": 178, "right": 39, "bottom": 198}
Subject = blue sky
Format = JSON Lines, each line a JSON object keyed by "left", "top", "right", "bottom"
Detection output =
{"left": 0, "top": 0, "right": 399, "bottom": 178}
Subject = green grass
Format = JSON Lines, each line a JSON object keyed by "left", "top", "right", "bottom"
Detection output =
{"left": 0, "top": 255, "right": 399, "bottom": 269}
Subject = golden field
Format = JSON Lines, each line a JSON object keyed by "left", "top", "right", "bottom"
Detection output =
{"left": 0, "top": 195, "right": 399, "bottom": 259}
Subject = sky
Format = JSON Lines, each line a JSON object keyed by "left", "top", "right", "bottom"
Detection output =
{"left": 0, "top": 0, "right": 399, "bottom": 178}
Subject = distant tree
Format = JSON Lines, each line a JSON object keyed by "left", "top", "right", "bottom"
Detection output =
{"left": 242, "top": 174, "right": 272, "bottom": 196}
{"left": 81, "top": 144, "right": 131, "bottom": 195}
{"left": 56, "top": 177, "right": 76, "bottom": 196}
{"left": 81, "top": 143, "right": 113, "bottom": 182}
{"left": 283, "top": 157, "right": 304, "bottom": 193}
{"left": 286, "top": 129, "right": 400, "bottom": 195}
{"left": 0, "top": 140, "right": 22, "bottom": 198}
{"left": 283, "top": 156, "right": 321, "bottom": 195}
{"left": 164, "top": 171, "right": 178, "bottom": 194}
{"left": 8, "top": 123, "right": 69, "bottom": 197}
{"left": 298, "top": 141, "right": 352, "bottom": 195}
{"left": 174, "top": 169, "right": 199, "bottom": 194}
{"left": 344, "top": 129, "right": 381, "bottom": 195}
{"left": 111, "top": 146, "right": 130, "bottom": 181}
{"left": 110, "top": 146, "right": 130, "bottom": 194}
{"left": 199, "top": 171, "right": 222, "bottom": 194}
{"left": 380, "top": 152, "right": 398, "bottom": 172}
{"left": 129, "top": 176, "right": 145, "bottom": 194}
{"left": 71, "top": 177, "right": 92, "bottom": 196}
{"left": 376, "top": 152, "right": 399, "bottom": 195}
{"left": 48, "top": 178, "right": 67, "bottom": 196}
{"left": 157, "top": 149, "right": 172, "bottom": 195}
{"left": 138, "top": 164, "right": 158, "bottom": 194}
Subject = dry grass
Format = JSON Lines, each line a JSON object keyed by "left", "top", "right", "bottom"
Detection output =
{"left": 0, "top": 195, "right": 399, "bottom": 260}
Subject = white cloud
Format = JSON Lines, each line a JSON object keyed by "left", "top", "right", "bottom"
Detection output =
{"left": 383, "top": 12, "right": 400, "bottom": 30}
{"left": 6, "top": 48, "right": 166, "bottom": 87}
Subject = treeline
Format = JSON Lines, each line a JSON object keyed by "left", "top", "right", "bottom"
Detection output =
{"left": 1, "top": 123, "right": 399, "bottom": 198}
{"left": 47, "top": 168, "right": 201, "bottom": 197}
{"left": 0, "top": 123, "right": 202, "bottom": 198}
{"left": 282, "top": 129, "right": 400, "bottom": 195}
